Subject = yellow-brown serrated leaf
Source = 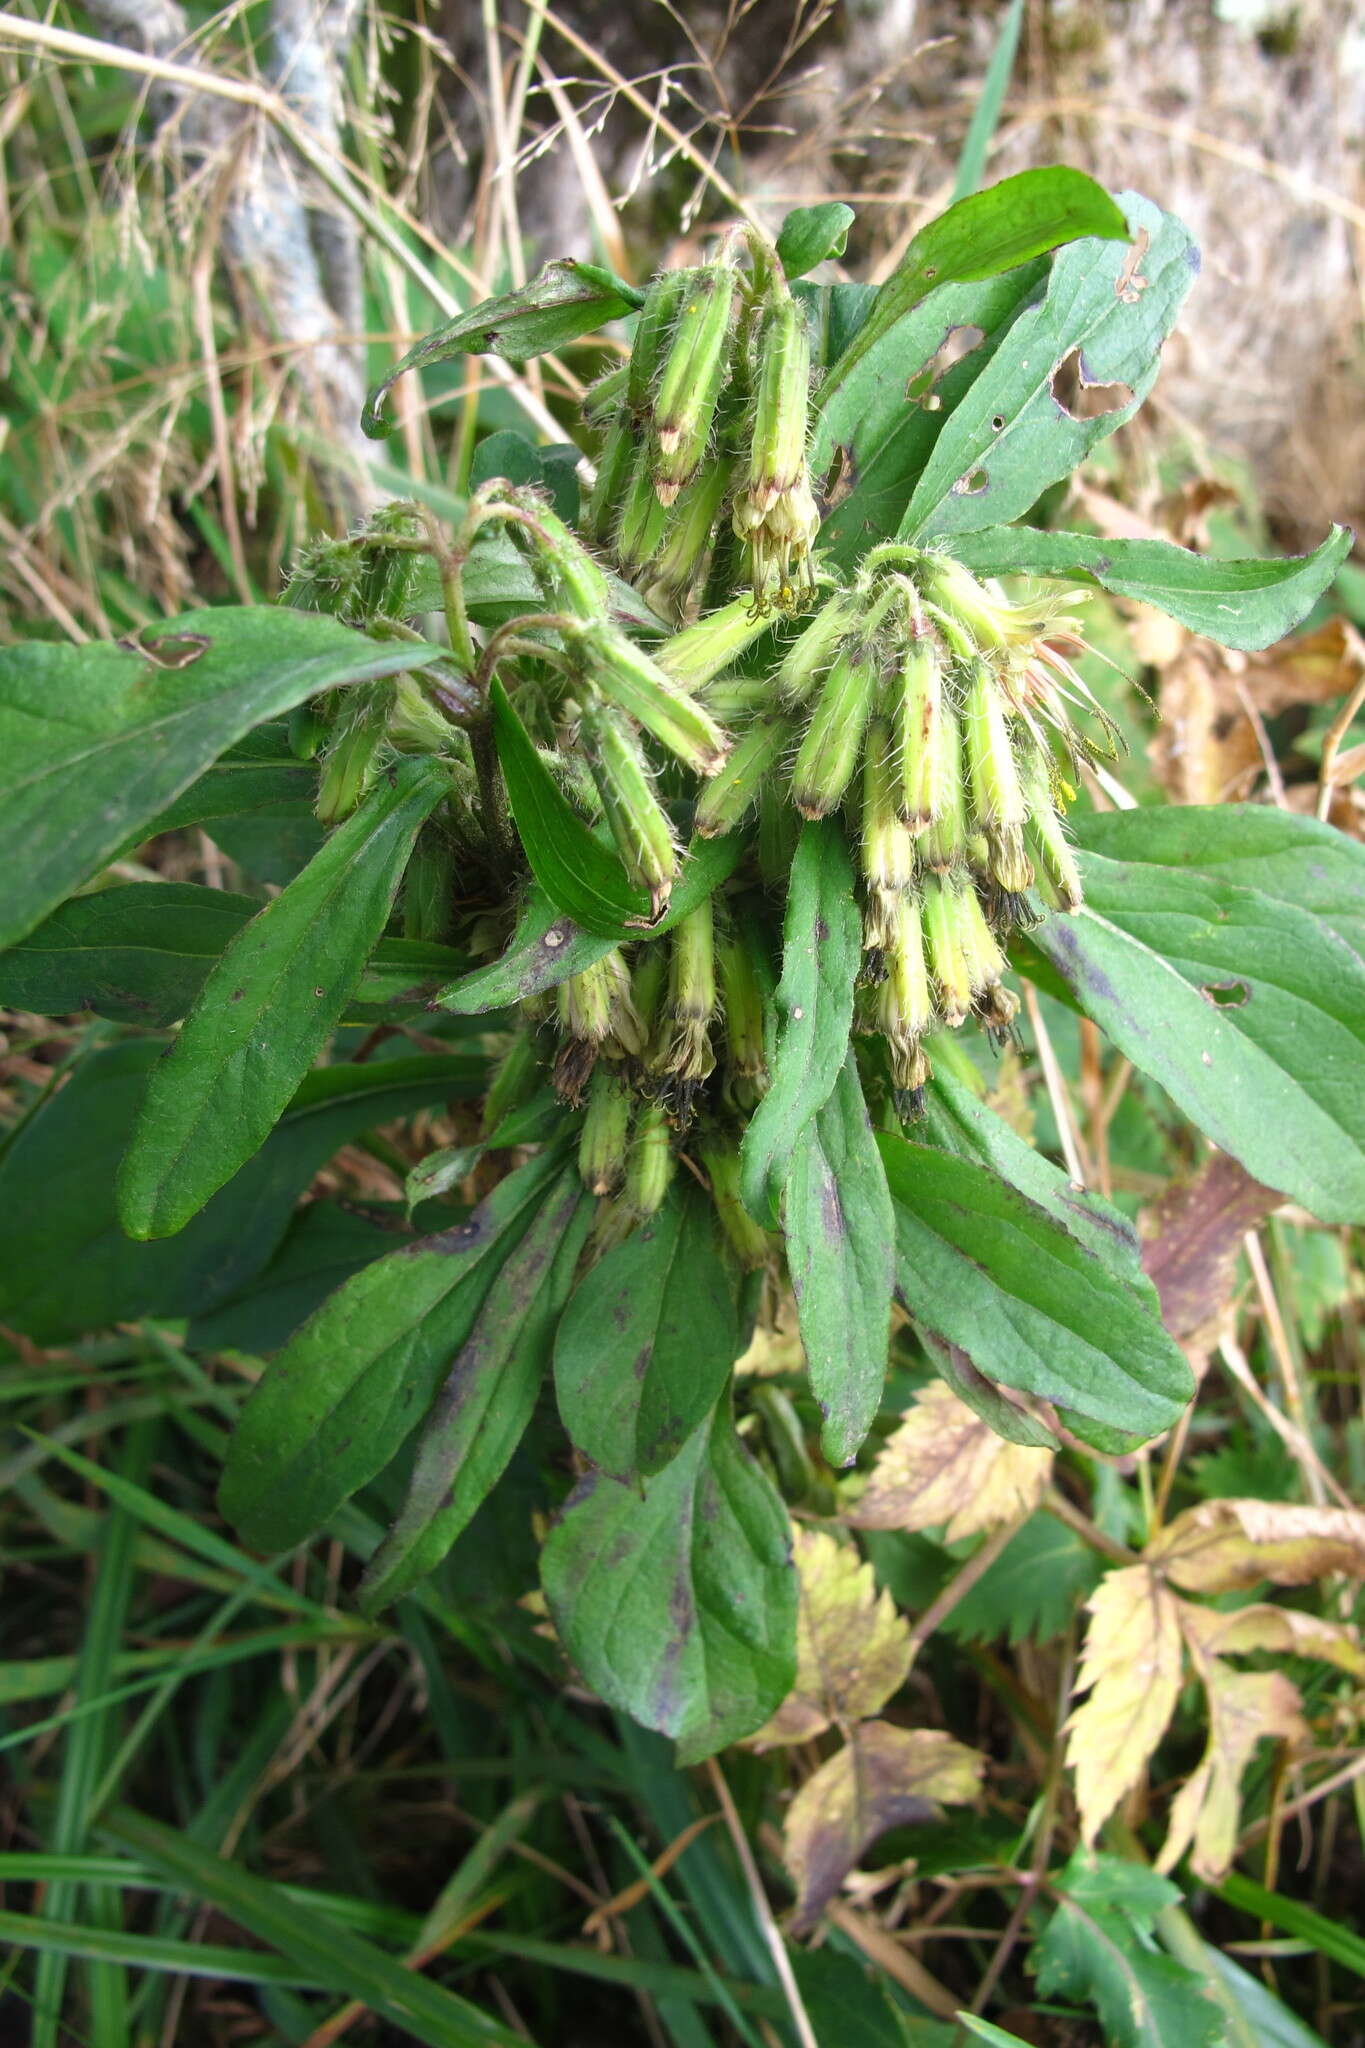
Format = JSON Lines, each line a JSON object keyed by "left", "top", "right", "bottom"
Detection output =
{"left": 1157, "top": 1660, "right": 1306, "bottom": 1882}
{"left": 1149, "top": 1499, "right": 1365, "bottom": 1594}
{"left": 750, "top": 1528, "right": 911, "bottom": 1746}
{"left": 848, "top": 1379, "right": 1053, "bottom": 1541}
{"left": 1178, "top": 1599, "right": 1365, "bottom": 1679}
{"left": 783, "top": 1718, "right": 985, "bottom": 1932}
{"left": 1066, "top": 1565, "right": 1183, "bottom": 1844}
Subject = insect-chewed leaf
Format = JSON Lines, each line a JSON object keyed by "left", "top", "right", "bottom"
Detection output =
{"left": 1177, "top": 1600, "right": 1365, "bottom": 1680}
{"left": 1065, "top": 1565, "right": 1183, "bottom": 1845}
{"left": 1147, "top": 1498, "right": 1365, "bottom": 1594}
{"left": 1035, "top": 1850, "right": 1224, "bottom": 2048}
{"left": 783, "top": 1720, "right": 984, "bottom": 1933}
{"left": 1157, "top": 1659, "right": 1307, "bottom": 1883}
{"left": 540, "top": 1399, "right": 796, "bottom": 1763}
{"left": 750, "top": 1528, "right": 912, "bottom": 1746}
{"left": 850, "top": 1381, "right": 1052, "bottom": 1541}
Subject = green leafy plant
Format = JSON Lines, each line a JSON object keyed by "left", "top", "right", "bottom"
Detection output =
{"left": 4, "top": 156, "right": 1364, "bottom": 2048}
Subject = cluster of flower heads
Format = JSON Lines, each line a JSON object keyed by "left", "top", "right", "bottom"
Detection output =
{"left": 583, "top": 229, "right": 820, "bottom": 619}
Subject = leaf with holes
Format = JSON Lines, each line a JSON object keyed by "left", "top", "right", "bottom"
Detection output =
{"left": 358, "top": 1172, "right": 590, "bottom": 1612}
{"left": 784, "top": 1053, "right": 895, "bottom": 1466}
{"left": 949, "top": 522, "right": 1352, "bottom": 653}
{"left": 540, "top": 1399, "right": 796, "bottom": 1763}
{"left": 363, "top": 258, "right": 641, "bottom": 437}
{"left": 900, "top": 191, "right": 1197, "bottom": 541}
{"left": 0, "top": 608, "right": 430, "bottom": 952}
{"left": 554, "top": 1182, "right": 739, "bottom": 1479}
{"left": 740, "top": 819, "right": 861, "bottom": 1223}
{"left": 879, "top": 1133, "right": 1193, "bottom": 1450}
{"left": 117, "top": 759, "right": 448, "bottom": 1240}
{"left": 1030, "top": 805, "right": 1365, "bottom": 1224}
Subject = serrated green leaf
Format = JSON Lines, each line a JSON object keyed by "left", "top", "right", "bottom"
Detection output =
{"left": 740, "top": 819, "right": 860, "bottom": 1223}
{"left": 358, "top": 1172, "right": 590, "bottom": 1612}
{"left": 775, "top": 203, "right": 856, "bottom": 279}
{"left": 785, "top": 1054, "right": 894, "bottom": 1466}
{"left": 1032, "top": 806, "right": 1365, "bottom": 1224}
{"left": 0, "top": 884, "right": 464, "bottom": 1029}
{"left": 940, "top": 1511, "right": 1102, "bottom": 1645}
{"left": 117, "top": 758, "right": 448, "bottom": 1240}
{"left": 363, "top": 258, "right": 640, "bottom": 438}
{"left": 554, "top": 1182, "right": 739, "bottom": 1479}
{"left": 218, "top": 1145, "right": 569, "bottom": 1552}
{"left": 902, "top": 192, "right": 1196, "bottom": 541}
{"left": 541, "top": 1399, "right": 796, "bottom": 1763}
{"left": 0, "top": 1044, "right": 482, "bottom": 1344}
{"left": 831, "top": 168, "right": 1129, "bottom": 390}
{"left": 0, "top": 608, "right": 425, "bottom": 951}
{"left": 950, "top": 523, "right": 1352, "bottom": 652}
{"left": 879, "top": 1132, "right": 1194, "bottom": 1448}
{"left": 1036, "top": 1850, "right": 1224, "bottom": 2048}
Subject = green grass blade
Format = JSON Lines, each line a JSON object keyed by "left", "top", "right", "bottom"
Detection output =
{"left": 952, "top": 0, "right": 1025, "bottom": 200}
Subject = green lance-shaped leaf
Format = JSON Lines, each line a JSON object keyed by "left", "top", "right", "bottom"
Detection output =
{"left": 0, "top": 608, "right": 435, "bottom": 953}
{"left": 949, "top": 523, "right": 1353, "bottom": 652}
{"left": 879, "top": 1132, "right": 1195, "bottom": 1450}
{"left": 554, "top": 1182, "right": 739, "bottom": 1479}
{"left": 0, "top": 884, "right": 464, "bottom": 1029}
{"left": 218, "top": 1144, "right": 570, "bottom": 1552}
{"left": 362, "top": 257, "right": 641, "bottom": 438}
{"left": 774, "top": 202, "right": 856, "bottom": 280}
{"left": 117, "top": 758, "right": 449, "bottom": 1240}
{"left": 1026, "top": 805, "right": 1365, "bottom": 1226}
{"left": 901, "top": 191, "right": 1197, "bottom": 541}
{"left": 825, "top": 166, "right": 1128, "bottom": 390}
{"left": 784, "top": 1052, "right": 895, "bottom": 1466}
{"left": 541, "top": 1397, "right": 796, "bottom": 1763}
{"left": 0, "top": 1043, "right": 483, "bottom": 1345}
{"left": 358, "top": 1172, "right": 591, "bottom": 1613}
{"left": 740, "top": 819, "right": 861, "bottom": 1223}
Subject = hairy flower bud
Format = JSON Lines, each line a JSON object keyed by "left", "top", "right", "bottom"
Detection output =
{"left": 658, "top": 595, "right": 777, "bottom": 694}
{"left": 622, "top": 1097, "right": 676, "bottom": 1221}
{"left": 1020, "top": 747, "right": 1084, "bottom": 911}
{"left": 888, "top": 631, "right": 945, "bottom": 829}
{"left": 315, "top": 690, "right": 389, "bottom": 823}
{"left": 571, "top": 619, "right": 730, "bottom": 777}
{"left": 716, "top": 928, "right": 768, "bottom": 1103}
{"left": 653, "top": 898, "right": 717, "bottom": 1115}
{"left": 652, "top": 262, "right": 739, "bottom": 504}
{"left": 775, "top": 589, "right": 860, "bottom": 707}
{"left": 790, "top": 639, "right": 881, "bottom": 819}
{"left": 577, "top": 701, "right": 678, "bottom": 917}
{"left": 694, "top": 716, "right": 790, "bottom": 838}
{"left": 578, "top": 1066, "right": 633, "bottom": 1195}
{"left": 861, "top": 717, "right": 917, "bottom": 894}
{"left": 699, "top": 1131, "right": 772, "bottom": 1269}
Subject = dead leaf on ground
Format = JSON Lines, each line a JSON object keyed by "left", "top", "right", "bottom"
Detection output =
{"left": 749, "top": 1527, "right": 912, "bottom": 1747}
{"left": 849, "top": 1380, "right": 1053, "bottom": 1542}
{"left": 1140, "top": 1154, "right": 1279, "bottom": 1361}
{"left": 1148, "top": 1498, "right": 1365, "bottom": 1593}
{"left": 1065, "top": 1564, "right": 1183, "bottom": 1843}
{"left": 1156, "top": 1658, "right": 1306, "bottom": 1882}
{"left": 783, "top": 1718, "right": 984, "bottom": 1931}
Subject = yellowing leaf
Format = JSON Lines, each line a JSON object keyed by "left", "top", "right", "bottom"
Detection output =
{"left": 849, "top": 1379, "right": 1052, "bottom": 1541}
{"left": 1149, "top": 1499, "right": 1365, "bottom": 1594}
{"left": 1178, "top": 1599, "right": 1365, "bottom": 1679}
{"left": 1066, "top": 1566, "right": 1183, "bottom": 1844}
{"left": 783, "top": 1718, "right": 984, "bottom": 1931}
{"left": 1157, "top": 1661, "right": 1306, "bottom": 1882}
{"left": 750, "top": 1528, "right": 911, "bottom": 1746}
